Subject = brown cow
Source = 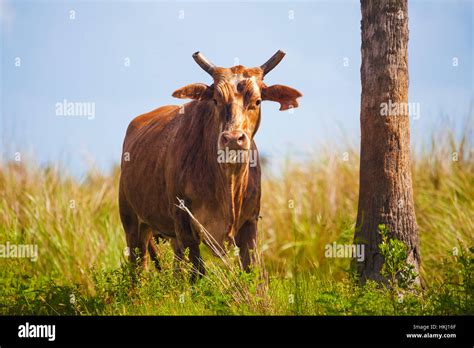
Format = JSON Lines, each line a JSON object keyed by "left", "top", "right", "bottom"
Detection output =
{"left": 119, "top": 50, "right": 302, "bottom": 280}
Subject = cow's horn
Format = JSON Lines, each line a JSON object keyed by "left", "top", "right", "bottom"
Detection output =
{"left": 260, "top": 50, "right": 286, "bottom": 76}
{"left": 192, "top": 51, "right": 215, "bottom": 76}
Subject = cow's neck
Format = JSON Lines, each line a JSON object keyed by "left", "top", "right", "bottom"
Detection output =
{"left": 220, "top": 164, "right": 249, "bottom": 239}
{"left": 183, "top": 101, "right": 249, "bottom": 240}
{"left": 197, "top": 102, "right": 250, "bottom": 239}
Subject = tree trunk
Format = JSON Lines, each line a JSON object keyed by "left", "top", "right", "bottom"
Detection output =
{"left": 355, "top": 0, "right": 420, "bottom": 283}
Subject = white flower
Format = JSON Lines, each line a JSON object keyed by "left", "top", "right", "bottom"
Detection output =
{"left": 397, "top": 293, "right": 404, "bottom": 303}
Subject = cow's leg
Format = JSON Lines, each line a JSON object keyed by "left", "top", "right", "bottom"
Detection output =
{"left": 173, "top": 209, "right": 205, "bottom": 282}
{"left": 119, "top": 195, "right": 145, "bottom": 285}
{"left": 119, "top": 193, "right": 140, "bottom": 265}
{"left": 148, "top": 236, "right": 161, "bottom": 271}
{"left": 170, "top": 238, "right": 184, "bottom": 275}
{"left": 236, "top": 220, "right": 258, "bottom": 271}
{"left": 188, "top": 242, "right": 205, "bottom": 282}
{"left": 137, "top": 222, "right": 153, "bottom": 269}
{"left": 173, "top": 239, "right": 205, "bottom": 282}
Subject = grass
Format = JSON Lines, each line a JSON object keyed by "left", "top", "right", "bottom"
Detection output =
{"left": 0, "top": 129, "right": 472, "bottom": 315}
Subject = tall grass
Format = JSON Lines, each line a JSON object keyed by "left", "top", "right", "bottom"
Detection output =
{"left": 0, "top": 129, "right": 472, "bottom": 315}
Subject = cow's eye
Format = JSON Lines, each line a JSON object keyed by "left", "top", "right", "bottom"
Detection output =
{"left": 256, "top": 99, "right": 262, "bottom": 106}
{"left": 213, "top": 99, "right": 218, "bottom": 106}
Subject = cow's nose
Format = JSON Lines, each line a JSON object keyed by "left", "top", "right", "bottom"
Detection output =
{"left": 220, "top": 131, "right": 249, "bottom": 149}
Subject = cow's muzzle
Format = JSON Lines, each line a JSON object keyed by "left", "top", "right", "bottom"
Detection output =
{"left": 219, "top": 130, "right": 250, "bottom": 150}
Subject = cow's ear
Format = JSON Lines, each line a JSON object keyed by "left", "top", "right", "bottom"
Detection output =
{"left": 261, "top": 84, "right": 302, "bottom": 111}
{"left": 172, "top": 83, "right": 212, "bottom": 100}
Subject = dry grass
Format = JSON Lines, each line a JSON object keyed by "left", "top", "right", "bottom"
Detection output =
{"left": 0, "top": 127, "right": 472, "bottom": 314}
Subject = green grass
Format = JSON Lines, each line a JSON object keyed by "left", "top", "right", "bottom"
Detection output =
{"left": 0, "top": 130, "right": 472, "bottom": 315}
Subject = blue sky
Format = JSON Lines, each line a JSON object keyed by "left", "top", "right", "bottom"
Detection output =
{"left": 1, "top": 0, "right": 472, "bottom": 177}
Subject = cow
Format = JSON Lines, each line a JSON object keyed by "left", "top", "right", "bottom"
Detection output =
{"left": 119, "top": 50, "right": 302, "bottom": 280}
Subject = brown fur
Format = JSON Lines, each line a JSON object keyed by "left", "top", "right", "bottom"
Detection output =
{"left": 119, "top": 59, "right": 302, "bottom": 280}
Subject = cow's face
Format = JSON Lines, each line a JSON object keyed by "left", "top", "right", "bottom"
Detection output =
{"left": 211, "top": 68, "right": 265, "bottom": 152}
{"left": 172, "top": 51, "right": 302, "bottom": 153}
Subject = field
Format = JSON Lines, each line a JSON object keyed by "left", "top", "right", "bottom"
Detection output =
{"left": 0, "top": 129, "right": 472, "bottom": 315}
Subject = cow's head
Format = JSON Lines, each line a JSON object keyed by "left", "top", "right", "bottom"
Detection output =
{"left": 172, "top": 51, "right": 302, "bottom": 156}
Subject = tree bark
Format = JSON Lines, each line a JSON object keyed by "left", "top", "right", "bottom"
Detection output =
{"left": 355, "top": 0, "right": 421, "bottom": 283}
